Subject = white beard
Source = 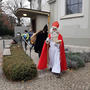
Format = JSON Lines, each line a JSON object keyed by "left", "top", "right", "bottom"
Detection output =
{"left": 51, "top": 31, "right": 59, "bottom": 42}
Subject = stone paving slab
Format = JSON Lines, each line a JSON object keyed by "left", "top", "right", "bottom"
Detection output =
{"left": 3, "top": 49, "right": 11, "bottom": 56}
{"left": 4, "top": 39, "right": 12, "bottom": 45}
{"left": 5, "top": 45, "right": 10, "bottom": 48}
{"left": 0, "top": 40, "right": 3, "bottom": 53}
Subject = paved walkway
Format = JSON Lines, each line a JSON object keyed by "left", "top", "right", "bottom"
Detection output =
{"left": 0, "top": 59, "right": 90, "bottom": 90}
{"left": 0, "top": 40, "right": 3, "bottom": 54}
{"left": 0, "top": 40, "right": 90, "bottom": 90}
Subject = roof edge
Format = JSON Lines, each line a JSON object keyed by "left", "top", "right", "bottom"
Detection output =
{"left": 15, "top": 8, "right": 50, "bottom": 16}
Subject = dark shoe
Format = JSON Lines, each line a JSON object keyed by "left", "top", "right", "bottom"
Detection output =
{"left": 53, "top": 73, "right": 61, "bottom": 78}
{"left": 49, "top": 68, "right": 52, "bottom": 72}
{"left": 56, "top": 74, "right": 61, "bottom": 78}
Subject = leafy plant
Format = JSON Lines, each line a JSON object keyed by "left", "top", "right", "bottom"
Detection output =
{"left": 3, "top": 44, "right": 37, "bottom": 81}
{"left": 66, "top": 52, "right": 85, "bottom": 69}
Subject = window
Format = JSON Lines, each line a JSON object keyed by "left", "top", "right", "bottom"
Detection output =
{"left": 66, "top": 0, "right": 82, "bottom": 15}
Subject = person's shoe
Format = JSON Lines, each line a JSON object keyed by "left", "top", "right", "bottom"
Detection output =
{"left": 53, "top": 73, "right": 61, "bottom": 78}
{"left": 49, "top": 68, "right": 52, "bottom": 72}
{"left": 56, "top": 74, "right": 61, "bottom": 78}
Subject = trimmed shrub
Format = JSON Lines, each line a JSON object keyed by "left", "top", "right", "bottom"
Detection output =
{"left": 66, "top": 52, "right": 85, "bottom": 69}
{"left": 66, "top": 58, "right": 78, "bottom": 69}
{"left": 3, "top": 44, "right": 37, "bottom": 81}
{"left": 69, "top": 55, "right": 85, "bottom": 68}
{"left": 79, "top": 53, "right": 90, "bottom": 63}
{"left": 86, "top": 52, "right": 90, "bottom": 62}
{"left": 67, "top": 52, "right": 90, "bottom": 63}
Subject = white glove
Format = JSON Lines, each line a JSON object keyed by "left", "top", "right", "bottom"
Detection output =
{"left": 46, "top": 37, "right": 50, "bottom": 44}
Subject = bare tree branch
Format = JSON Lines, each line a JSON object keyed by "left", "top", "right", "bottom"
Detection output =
{"left": 1, "top": 0, "right": 30, "bottom": 25}
{"left": 37, "top": 0, "right": 41, "bottom": 10}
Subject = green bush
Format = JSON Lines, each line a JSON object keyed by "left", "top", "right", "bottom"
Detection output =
{"left": 86, "top": 52, "right": 90, "bottom": 62}
{"left": 87, "top": 52, "right": 90, "bottom": 57}
{"left": 69, "top": 55, "right": 85, "bottom": 68}
{"left": 66, "top": 57, "right": 78, "bottom": 69}
{"left": 67, "top": 52, "right": 90, "bottom": 63}
{"left": 66, "top": 52, "right": 85, "bottom": 69}
{"left": 79, "top": 53, "right": 90, "bottom": 63}
{"left": 3, "top": 44, "right": 37, "bottom": 81}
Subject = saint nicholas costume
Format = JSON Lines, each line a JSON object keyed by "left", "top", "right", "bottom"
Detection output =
{"left": 37, "top": 21, "right": 67, "bottom": 74}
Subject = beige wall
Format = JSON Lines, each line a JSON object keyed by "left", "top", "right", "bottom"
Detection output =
{"left": 49, "top": 1, "right": 58, "bottom": 27}
{"left": 49, "top": 0, "right": 90, "bottom": 47}
{"left": 64, "top": 38, "right": 90, "bottom": 47}
{"left": 14, "top": 26, "right": 29, "bottom": 37}
{"left": 36, "top": 15, "right": 48, "bottom": 31}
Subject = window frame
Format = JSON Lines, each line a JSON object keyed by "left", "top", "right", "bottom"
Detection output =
{"left": 65, "top": 0, "right": 82, "bottom": 15}
{"left": 60, "top": 0, "right": 84, "bottom": 20}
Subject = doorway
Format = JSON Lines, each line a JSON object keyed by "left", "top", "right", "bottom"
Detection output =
{"left": 31, "top": 19, "right": 36, "bottom": 33}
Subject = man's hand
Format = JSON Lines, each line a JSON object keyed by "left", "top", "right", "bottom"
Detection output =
{"left": 55, "top": 40, "right": 62, "bottom": 44}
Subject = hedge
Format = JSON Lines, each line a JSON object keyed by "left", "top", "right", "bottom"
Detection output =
{"left": 65, "top": 52, "right": 86, "bottom": 69}
{"left": 3, "top": 44, "right": 37, "bottom": 81}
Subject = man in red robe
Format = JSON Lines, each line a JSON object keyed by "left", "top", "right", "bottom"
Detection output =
{"left": 37, "top": 21, "right": 67, "bottom": 75}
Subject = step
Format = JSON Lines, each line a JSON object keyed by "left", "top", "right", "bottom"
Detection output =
{"left": 3, "top": 48, "right": 11, "bottom": 56}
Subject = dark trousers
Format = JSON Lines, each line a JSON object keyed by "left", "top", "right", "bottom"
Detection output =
{"left": 25, "top": 40, "right": 28, "bottom": 50}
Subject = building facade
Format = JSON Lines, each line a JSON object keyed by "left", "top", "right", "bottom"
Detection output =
{"left": 46, "top": 0, "right": 90, "bottom": 47}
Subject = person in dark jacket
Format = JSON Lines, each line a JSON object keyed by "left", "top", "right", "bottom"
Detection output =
{"left": 34, "top": 24, "right": 48, "bottom": 57}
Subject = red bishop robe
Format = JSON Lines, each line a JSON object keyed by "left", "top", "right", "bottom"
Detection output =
{"left": 37, "top": 33, "right": 67, "bottom": 72}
